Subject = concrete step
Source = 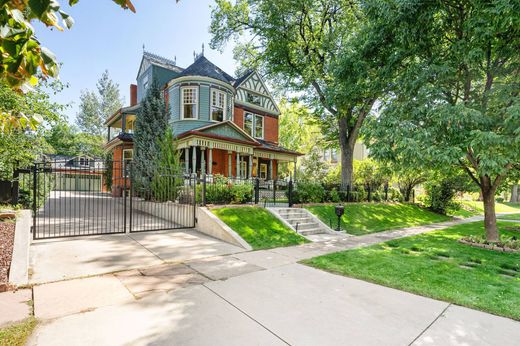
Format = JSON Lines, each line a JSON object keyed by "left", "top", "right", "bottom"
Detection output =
{"left": 285, "top": 217, "right": 315, "bottom": 226}
{"left": 277, "top": 210, "right": 308, "bottom": 217}
{"left": 300, "top": 228, "right": 327, "bottom": 236}
{"left": 294, "top": 222, "right": 320, "bottom": 231}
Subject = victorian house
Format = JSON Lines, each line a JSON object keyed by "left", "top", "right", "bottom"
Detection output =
{"left": 105, "top": 51, "right": 301, "bottom": 194}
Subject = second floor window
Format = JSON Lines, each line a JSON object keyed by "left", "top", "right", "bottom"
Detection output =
{"left": 244, "top": 112, "right": 264, "bottom": 139}
{"left": 211, "top": 89, "right": 226, "bottom": 122}
{"left": 181, "top": 87, "right": 198, "bottom": 119}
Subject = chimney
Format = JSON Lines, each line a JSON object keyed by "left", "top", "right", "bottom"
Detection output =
{"left": 130, "top": 84, "right": 137, "bottom": 106}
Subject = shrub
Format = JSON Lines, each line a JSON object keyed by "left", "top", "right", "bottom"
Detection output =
{"left": 388, "top": 187, "right": 403, "bottom": 202}
{"left": 292, "top": 181, "right": 325, "bottom": 203}
{"left": 327, "top": 188, "right": 341, "bottom": 203}
{"left": 424, "top": 179, "right": 458, "bottom": 214}
{"left": 230, "top": 183, "right": 253, "bottom": 204}
{"left": 496, "top": 197, "right": 504, "bottom": 203}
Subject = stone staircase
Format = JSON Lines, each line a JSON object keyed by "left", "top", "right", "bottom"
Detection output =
{"left": 270, "top": 208, "right": 332, "bottom": 237}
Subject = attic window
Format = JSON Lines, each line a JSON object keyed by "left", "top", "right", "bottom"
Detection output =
{"left": 142, "top": 74, "right": 149, "bottom": 91}
{"left": 246, "top": 92, "right": 261, "bottom": 106}
{"left": 211, "top": 89, "right": 226, "bottom": 122}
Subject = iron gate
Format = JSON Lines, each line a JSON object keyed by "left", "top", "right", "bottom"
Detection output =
{"left": 29, "top": 160, "right": 196, "bottom": 240}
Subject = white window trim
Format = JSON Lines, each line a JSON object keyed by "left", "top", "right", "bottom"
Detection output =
{"left": 244, "top": 112, "right": 254, "bottom": 137}
{"left": 123, "top": 149, "right": 133, "bottom": 161}
{"left": 210, "top": 88, "right": 226, "bottom": 122}
{"left": 255, "top": 114, "right": 264, "bottom": 140}
{"left": 259, "top": 163, "right": 268, "bottom": 179}
{"left": 180, "top": 86, "right": 199, "bottom": 120}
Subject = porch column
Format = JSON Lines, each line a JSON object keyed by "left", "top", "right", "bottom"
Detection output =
{"left": 192, "top": 146, "right": 197, "bottom": 176}
{"left": 269, "top": 159, "right": 273, "bottom": 180}
{"left": 201, "top": 147, "right": 206, "bottom": 175}
{"left": 228, "top": 151, "right": 232, "bottom": 177}
{"left": 236, "top": 152, "right": 240, "bottom": 178}
{"left": 293, "top": 158, "right": 297, "bottom": 181}
{"left": 208, "top": 146, "right": 213, "bottom": 175}
{"left": 184, "top": 148, "right": 189, "bottom": 174}
{"left": 248, "top": 155, "right": 253, "bottom": 179}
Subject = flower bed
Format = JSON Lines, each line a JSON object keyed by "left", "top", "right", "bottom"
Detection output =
{"left": 0, "top": 221, "right": 15, "bottom": 292}
{"left": 459, "top": 235, "right": 520, "bottom": 253}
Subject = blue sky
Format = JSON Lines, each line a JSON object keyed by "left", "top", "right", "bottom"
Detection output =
{"left": 36, "top": 0, "right": 237, "bottom": 121}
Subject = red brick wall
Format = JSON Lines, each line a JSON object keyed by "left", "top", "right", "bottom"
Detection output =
{"left": 233, "top": 106, "right": 278, "bottom": 143}
{"left": 130, "top": 84, "right": 137, "bottom": 106}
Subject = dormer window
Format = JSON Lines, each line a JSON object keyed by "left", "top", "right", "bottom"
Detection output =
{"left": 246, "top": 92, "right": 261, "bottom": 106}
{"left": 211, "top": 89, "right": 226, "bottom": 122}
{"left": 181, "top": 87, "right": 198, "bottom": 119}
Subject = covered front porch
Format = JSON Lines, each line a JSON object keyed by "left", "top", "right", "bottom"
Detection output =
{"left": 175, "top": 122, "right": 300, "bottom": 180}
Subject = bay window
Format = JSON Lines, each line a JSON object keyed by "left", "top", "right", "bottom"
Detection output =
{"left": 181, "top": 87, "right": 198, "bottom": 119}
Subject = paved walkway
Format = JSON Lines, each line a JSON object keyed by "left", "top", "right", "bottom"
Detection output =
{"left": 19, "top": 215, "right": 520, "bottom": 345}
{"left": 3, "top": 215, "right": 519, "bottom": 344}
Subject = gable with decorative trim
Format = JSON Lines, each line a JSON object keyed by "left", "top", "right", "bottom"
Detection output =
{"left": 199, "top": 122, "right": 254, "bottom": 142}
{"left": 235, "top": 71, "right": 280, "bottom": 115}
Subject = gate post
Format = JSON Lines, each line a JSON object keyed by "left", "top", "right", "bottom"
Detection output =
{"left": 32, "top": 164, "right": 37, "bottom": 240}
{"left": 288, "top": 180, "right": 294, "bottom": 207}
{"left": 273, "top": 179, "right": 277, "bottom": 205}
{"left": 202, "top": 173, "right": 207, "bottom": 206}
{"left": 254, "top": 178, "right": 259, "bottom": 204}
{"left": 123, "top": 160, "right": 128, "bottom": 234}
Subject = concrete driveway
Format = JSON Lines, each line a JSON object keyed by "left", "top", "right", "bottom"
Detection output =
{"left": 29, "top": 229, "right": 245, "bottom": 284}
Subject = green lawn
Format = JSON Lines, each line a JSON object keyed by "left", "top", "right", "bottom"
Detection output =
{"left": 0, "top": 318, "right": 37, "bottom": 346}
{"left": 304, "top": 221, "right": 520, "bottom": 320}
{"left": 448, "top": 201, "right": 520, "bottom": 218}
{"left": 498, "top": 213, "right": 520, "bottom": 220}
{"left": 211, "top": 206, "right": 308, "bottom": 249}
{"left": 305, "top": 203, "right": 451, "bottom": 236}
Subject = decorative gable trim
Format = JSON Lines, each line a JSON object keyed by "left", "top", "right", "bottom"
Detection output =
{"left": 235, "top": 71, "right": 280, "bottom": 115}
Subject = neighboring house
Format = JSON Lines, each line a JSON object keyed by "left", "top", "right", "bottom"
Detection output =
{"left": 321, "top": 143, "right": 369, "bottom": 164}
{"left": 105, "top": 51, "right": 302, "bottom": 194}
{"left": 43, "top": 154, "right": 107, "bottom": 192}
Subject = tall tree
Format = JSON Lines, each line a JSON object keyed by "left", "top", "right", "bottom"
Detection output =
{"left": 364, "top": 0, "right": 520, "bottom": 242}
{"left": 76, "top": 70, "right": 123, "bottom": 136}
{"left": 210, "top": 0, "right": 398, "bottom": 188}
{"left": 133, "top": 81, "right": 170, "bottom": 191}
{"left": 45, "top": 122, "right": 104, "bottom": 158}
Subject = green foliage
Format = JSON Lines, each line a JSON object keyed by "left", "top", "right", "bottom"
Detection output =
{"left": 0, "top": 1, "right": 135, "bottom": 92}
{"left": 362, "top": 0, "right": 520, "bottom": 240}
{"left": 44, "top": 122, "right": 104, "bottom": 158}
{"left": 305, "top": 222, "right": 520, "bottom": 320}
{"left": 424, "top": 179, "right": 459, "bottom": 215}
{"left": 133, "top": 81, "right": 169, "bottom": 192}
{"left": 76, "top": 70, "right": 123, "bottom": 136}
{"left": 354, "top": 159, "right": 389, "bottom": 191}
{"left": 201, "top": 175, "right": 253, "bottom": 205}
{"left": 212, "top": 206, "right": 308, "bottom": 249}
{"left": 291, "top": 181, "right": 326, "bottom": 204}
{"left": 210, "top": 0, "right": 400, "bottom": 187}
{"left": 151, "top": 127, "right": 181, "bottom": 202}
{"left": 0, "top": 81, "right": 64, "bottom": 178}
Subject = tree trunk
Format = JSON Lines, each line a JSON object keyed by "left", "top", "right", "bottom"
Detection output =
{"left": 511, "top": 184, "right": 519, "bottom": 203}
{"left": 338, "top": 117, "right": 355, "bottom": 189}
{"left": 481, "top": 177, "right": 499, "bottom": 242}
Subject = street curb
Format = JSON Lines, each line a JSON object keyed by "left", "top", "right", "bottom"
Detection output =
{"left": 9, "top": 210, "right": 31, "bottom": 286}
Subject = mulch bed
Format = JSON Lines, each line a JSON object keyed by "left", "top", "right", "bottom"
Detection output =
{"left": 0, "top": 221, "right": 16, "bottom": 292}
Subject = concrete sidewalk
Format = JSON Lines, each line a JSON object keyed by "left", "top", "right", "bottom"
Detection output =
{"left": 28, "top": 263, "right": 520, "bottom": 346}
{"left": 23, "top": 215, "right": 520, "bottom": 345}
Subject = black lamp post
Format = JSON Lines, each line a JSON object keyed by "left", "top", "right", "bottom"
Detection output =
{"left": 335, "top": 205, "right": 345, "bottom": 232}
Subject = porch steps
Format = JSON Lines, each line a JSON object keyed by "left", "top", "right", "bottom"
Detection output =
{"left": 268, "top": 207, "right": 335, "bottom": 238}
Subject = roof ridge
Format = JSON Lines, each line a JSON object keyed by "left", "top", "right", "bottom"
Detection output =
{"left": 143, "top": 50, "right": 177, "bottom": 66}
